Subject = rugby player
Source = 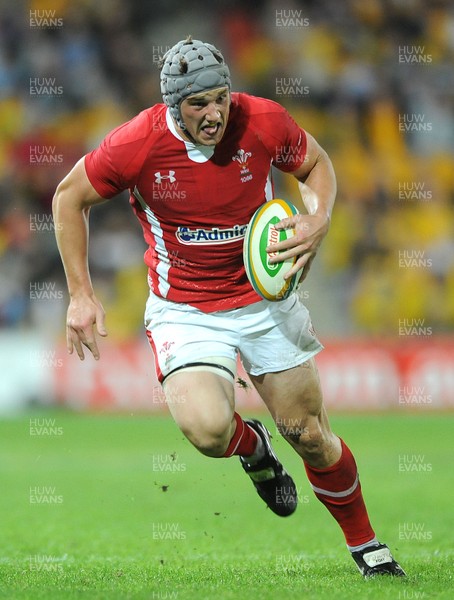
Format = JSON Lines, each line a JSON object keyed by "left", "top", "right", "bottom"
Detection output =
{"left": 53, "top": 36, "right": 405, "bottom": 577}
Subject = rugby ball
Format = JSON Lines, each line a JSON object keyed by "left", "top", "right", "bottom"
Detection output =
{"left": 243, "top": 198, "right": 303, "bottom": 301}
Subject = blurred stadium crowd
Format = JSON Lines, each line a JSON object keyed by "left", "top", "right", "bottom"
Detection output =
{"left": 0, "top": 0, "right": 453, "bottom": 339}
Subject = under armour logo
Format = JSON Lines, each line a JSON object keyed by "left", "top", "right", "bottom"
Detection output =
{"left": 154, "top": 171, "right": 176, "bottom": 184}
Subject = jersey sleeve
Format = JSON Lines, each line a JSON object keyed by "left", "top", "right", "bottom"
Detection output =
{"left": 84, "top": 136, "right": 126, "bottom": 198}
{"left": 247, "top": 96, "right": 307, "bottom": 173}
{"left": 271, "top": 108, "right": 307, "bottom": 173}
{"left": 84, "top": 108, "right": 157, "bottom": 198}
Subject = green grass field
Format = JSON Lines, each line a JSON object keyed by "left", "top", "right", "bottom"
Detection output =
{"left": 0, "top": 411, "right": 452, "bottom": 599}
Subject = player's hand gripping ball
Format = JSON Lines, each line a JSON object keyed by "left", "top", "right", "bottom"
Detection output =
{"left": 243, "top": 199, "right": 303, "bottom": 301}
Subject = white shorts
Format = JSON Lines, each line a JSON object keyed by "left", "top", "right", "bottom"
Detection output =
{"left": 144, "top": 292, "right": 323, "bottom": 383}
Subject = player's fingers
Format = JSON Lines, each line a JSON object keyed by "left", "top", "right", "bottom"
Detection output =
{"left": 268, "top": 241, "right": 311, "bottom": 263}
{"left": 267, "top": 220, "right": 304, "bottom": 253}
{"left": 68, "top": 328, "right": 86, "bottom": 361}
{"left": 266, "top": 225, "right": 315, "bottom": 254}
{"left": 297, "top": 253, "right": 316, "bottom": 283}
{"left": 76, "top": 326, "right": 100, "bottom": 360}
{"left": 267, "top": 237, "right": 305, "bottom": 254}
{"left": 67, "top": 319, "right": 100, "bottom": 360}
{"left": 84, "top": 337, "right": 100, "bottom": 360}
{"left": 284, "top": 252, "right": 314, "bottom": 280}
{"left": 66, "top": 328, "right": 74, "bottom": 355}
{"left": 274, "top": 216, "right": 295, "bottom": 230}
{"left": 274, "top": 214, "right": 313, "bottom": 234}
{"left": 96, "top": 306, "right": 108, "bottom": 338}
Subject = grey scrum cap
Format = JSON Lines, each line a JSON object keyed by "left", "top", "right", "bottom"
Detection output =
{"left": 160, "top": 37, "right": 231, "bottom": 128}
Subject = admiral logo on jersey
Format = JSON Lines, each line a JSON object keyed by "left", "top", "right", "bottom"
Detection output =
{"left": 176, "top": 224, "right": 248, "bottom": 245}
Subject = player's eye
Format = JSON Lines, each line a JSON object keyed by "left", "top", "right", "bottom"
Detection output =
{"left": 188, "top": 99, "right": 205, "bottom": 108}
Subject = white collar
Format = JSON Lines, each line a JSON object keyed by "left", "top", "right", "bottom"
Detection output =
{"left": 165, "top": 108, "right": 215, "bottom": 163}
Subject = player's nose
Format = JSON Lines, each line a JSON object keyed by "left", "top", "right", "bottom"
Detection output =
{"left": 205, "top": 102, "right": 221, "bottom": 122}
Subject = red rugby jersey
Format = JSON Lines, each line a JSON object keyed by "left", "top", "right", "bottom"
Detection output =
{"left": 85, "top": 92, "right": 307, "bottom": 312}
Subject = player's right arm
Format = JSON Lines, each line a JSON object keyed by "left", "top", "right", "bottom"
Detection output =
{"left": 52, "top": 157, "right": 109, "bottom": 361}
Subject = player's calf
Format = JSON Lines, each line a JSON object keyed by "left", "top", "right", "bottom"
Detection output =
{"left": 276, "top": 415, "right": 339, "bottom": 468}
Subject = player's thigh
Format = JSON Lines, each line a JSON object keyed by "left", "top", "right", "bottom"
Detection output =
{"left": 163, "top": 369, "right": 236, "bottom": 448}
{"left": 249, "top": 358, "right": 322, "bottom": 423}
{"left": 144, "top": 291, "right": 239, "bottom": 384}
{"left": 249, "top": 358, "right": 339, "bottom": 457}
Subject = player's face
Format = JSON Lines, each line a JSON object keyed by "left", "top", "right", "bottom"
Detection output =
{"left": 179, "top": 87, "right": 230, "bottom": 145}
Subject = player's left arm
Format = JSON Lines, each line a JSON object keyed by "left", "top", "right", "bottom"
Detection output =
{"left": 268, "top": 132, "right": 336, "bottom": 282}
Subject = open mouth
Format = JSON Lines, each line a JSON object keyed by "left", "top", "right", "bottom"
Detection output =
{"left": 200, "top": 123, "right": 221, "bottom": 136}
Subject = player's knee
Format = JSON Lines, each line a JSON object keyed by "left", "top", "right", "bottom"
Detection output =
{"left": 181, "top": 419, "right": 232, "bottom": 458}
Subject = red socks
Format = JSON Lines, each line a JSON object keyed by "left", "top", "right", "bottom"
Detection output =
{"left": 223, "top": 418, "right": 374, "bottom": 547}
{"left": 223, "top": 412, "right": 258, "bottom": 458}
{"left": 304, "top": 439, "right": 375, "bottom": 546}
